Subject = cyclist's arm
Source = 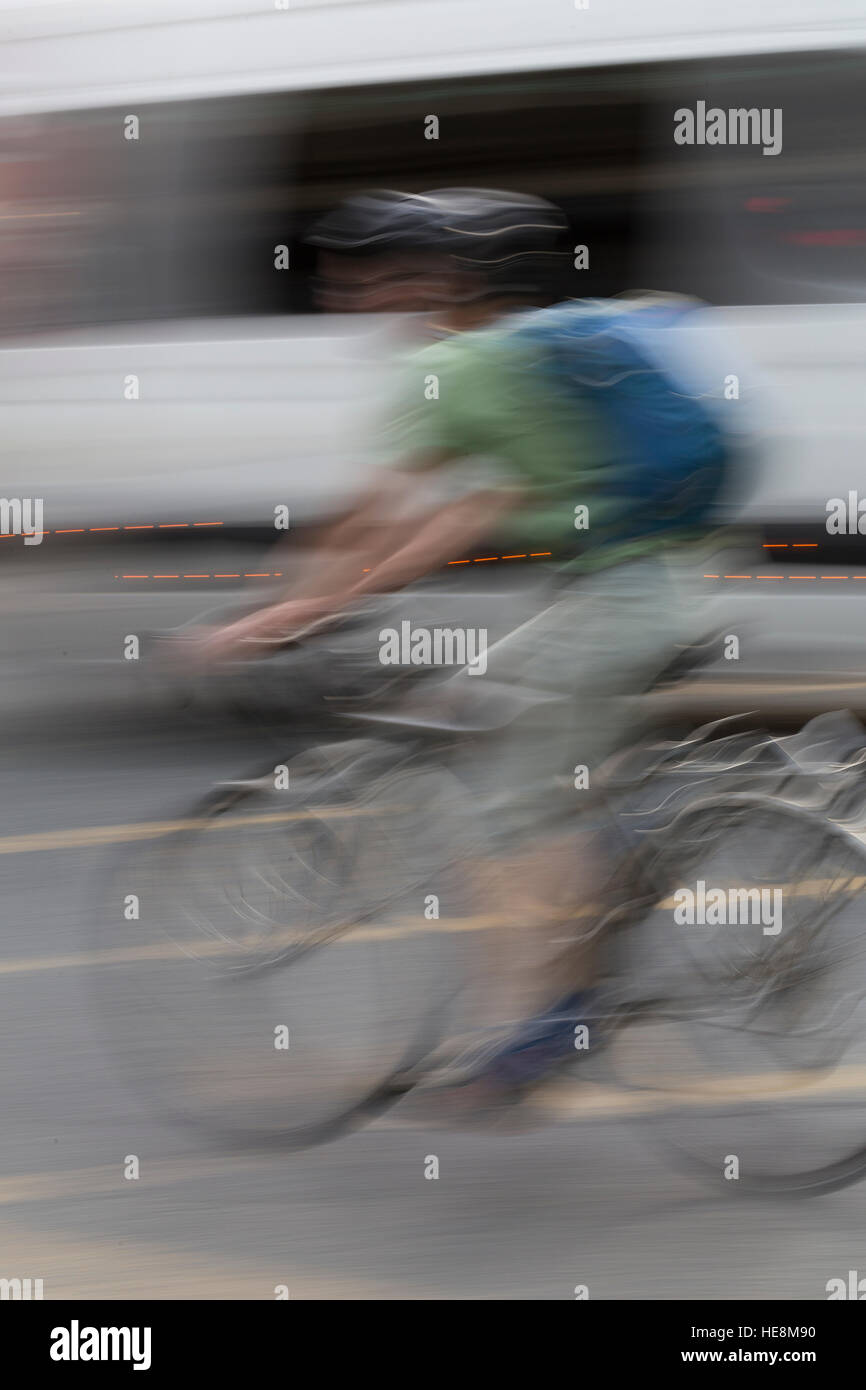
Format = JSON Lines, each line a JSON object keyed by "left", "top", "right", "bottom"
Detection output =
{"left": 339, "top": 480, "right": 519, "bottom": 602}
{"left": 197, "top": 466, "right": 518, "bottom": 658}
{"left": 264, "top": 470, "right": 419, "bottom": 604}
{"left": 262, "top": 452, "right": 520, "bottom": 611}
{"left": 199, "top": 335, "right": 523, "bottom": 656}
{"left": 309, "top": 333, "right": 523, "bottom": 603}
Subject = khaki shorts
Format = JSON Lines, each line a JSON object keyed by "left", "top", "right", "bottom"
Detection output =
{"left": 443, "top": 554, "right": 684, "bottom": 850}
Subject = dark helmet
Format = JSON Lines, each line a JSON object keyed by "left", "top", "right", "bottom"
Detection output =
{"left": 308, "top": 186, "right": 567, "bottom": 276}
{"left": 306, "top": 189, "right": 449, "bottom": 256}
{"left": 307, "top": 186, "right": 569, "bottom": 306}
{"left": 421, "top": 187, "right": 569, "bottom": 290}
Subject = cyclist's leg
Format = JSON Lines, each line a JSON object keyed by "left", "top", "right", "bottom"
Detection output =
{"left": 448, "top": 554, "right": 685, "bottom": 1063}
{"left": 479, "top": 834, "right": 611, "bottom": 1043}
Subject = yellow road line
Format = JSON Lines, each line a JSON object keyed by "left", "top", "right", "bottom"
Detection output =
{"left": 1, "top": 801, "right": 865, "bottom": 872}
{"left": 0, "top": 1155, "right": 263, "bottom": 1208}
{"left": 654, "top": 876, "right": 866, "bottom": 909}
{"left": 0, "top": 798, "right": 863, "bottom": 979}
{"left": 0, "top": 878, "right": 865, "bottom": 978}
{"left": 0, "top": 1216, "right": 414, "bottom": 1300}
{"left": 0, "top": 912, "right": 510, "bottom": 977}
{"left": 0, "top": 805, "right": 383, "bottom": 856}
{"left": 0, "top": 1062, "right": 864, "bottom": 1219}
{"left": 530, "top": 1063, "right": 866, "bottom": 1120}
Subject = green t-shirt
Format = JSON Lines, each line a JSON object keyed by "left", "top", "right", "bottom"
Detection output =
{"left": 379, "top": 322, "right": 680, "bottom": 573}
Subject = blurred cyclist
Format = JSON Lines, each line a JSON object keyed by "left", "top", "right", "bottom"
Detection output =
{"left": 198, "top": 189, "right": 597, "bottom": 653}
{"left": 196, "top": 189, "right": 708, "bottom": 1101}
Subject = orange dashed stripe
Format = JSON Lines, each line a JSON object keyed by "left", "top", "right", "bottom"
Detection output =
{"left": 117, "top": 571, "right": 284, "bottom": 582}
{"left": 115, "top": 549, "right": 553, "bottom": 583}
{"left": 117, "top": 551, "right": 866, "bottom": 585}
{"left": 703, "top": 574, "right": 866, "bottom": 582}
{"left": 1, "top": 520, "right": 225, "bottom": 540}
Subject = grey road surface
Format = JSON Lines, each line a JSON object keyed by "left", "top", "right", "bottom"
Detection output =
{"left": 1, "top": 545, "right": 866, "bottom": 1300}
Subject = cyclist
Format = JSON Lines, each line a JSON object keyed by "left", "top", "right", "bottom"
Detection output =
{"left": 198, "top": 188, "right": 580, "bottom": 659}
{"left": 196, "top": 188, "right": 706, "bottom": 1101}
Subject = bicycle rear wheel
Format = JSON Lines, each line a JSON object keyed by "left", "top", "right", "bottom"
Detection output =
{"left": 608, "top": 796, "right": 866, "bottom": 1195}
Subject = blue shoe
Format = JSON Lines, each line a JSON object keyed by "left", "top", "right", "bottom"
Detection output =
{"left": 452, "top": 990, "right": 602, "bottom": 1096}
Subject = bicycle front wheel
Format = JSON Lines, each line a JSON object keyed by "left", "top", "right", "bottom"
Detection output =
{"left": 88, "top": 744, "right": 474, "bottom": 1146}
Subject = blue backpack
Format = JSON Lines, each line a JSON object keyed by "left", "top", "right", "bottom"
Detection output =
{"left": 513, "top": 297, "right": 731, "bottom": 544}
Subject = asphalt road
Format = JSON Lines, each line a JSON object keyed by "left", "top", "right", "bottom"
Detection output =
{"left": 2, "top": 543, "right": 866, "bottom": 1300}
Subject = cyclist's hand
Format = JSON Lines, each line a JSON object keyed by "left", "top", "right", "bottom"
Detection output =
{"left": 193, "top": 597, "right": 335, "bottom": 664}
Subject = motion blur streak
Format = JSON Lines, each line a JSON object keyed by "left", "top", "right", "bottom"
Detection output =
{"left": 1, "top": 0, "right": 866, "bottom": 1304}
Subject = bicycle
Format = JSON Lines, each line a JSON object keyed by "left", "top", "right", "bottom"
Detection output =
{"left": 89, "top": 615, "right": 866, "bottom": 1195}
